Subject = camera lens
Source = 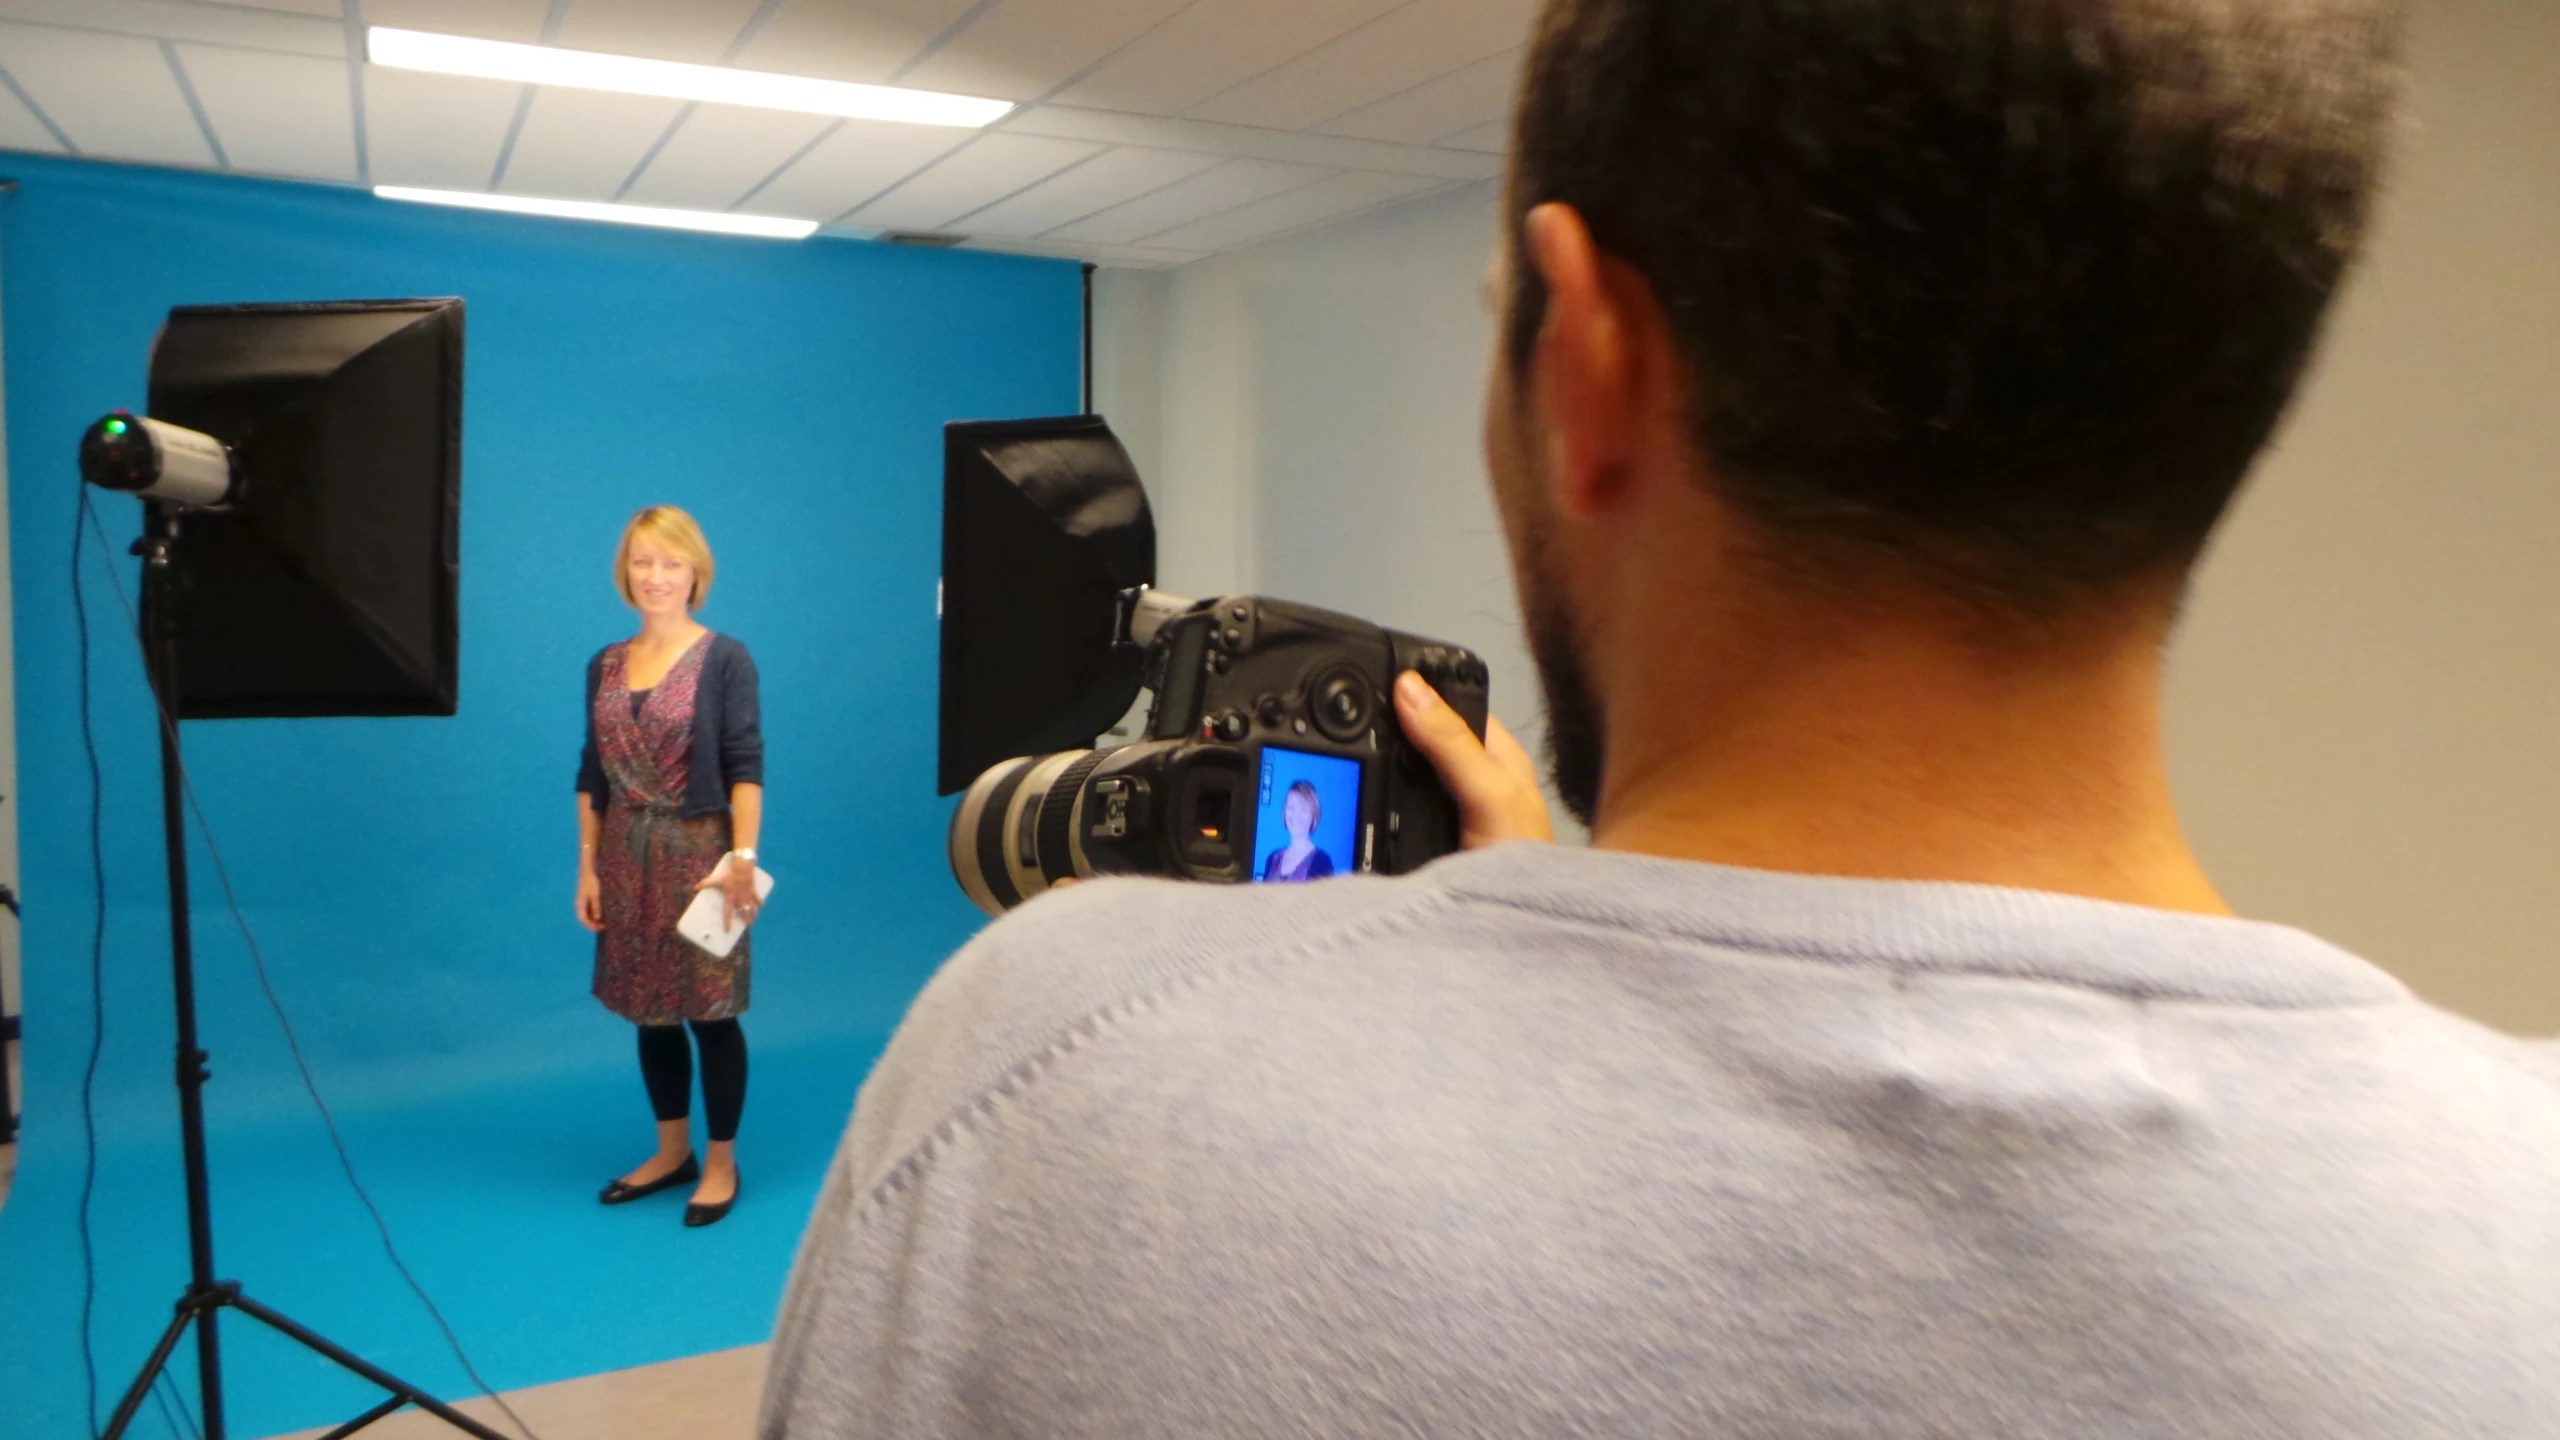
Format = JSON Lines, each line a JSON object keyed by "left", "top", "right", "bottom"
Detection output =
{"left": 1311, "top": 669, "right": 1372, "bottom": 742}
{"left": 948, "top": 749, "right": 1102, "bottom": 916}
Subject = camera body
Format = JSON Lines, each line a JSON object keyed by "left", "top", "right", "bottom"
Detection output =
{"left": 950, "top": 595, "right": 1489, "bottom": 913}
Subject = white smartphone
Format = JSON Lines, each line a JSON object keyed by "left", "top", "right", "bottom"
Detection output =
{"left": 677, "top": 856, "right": 774, "bottom": 959}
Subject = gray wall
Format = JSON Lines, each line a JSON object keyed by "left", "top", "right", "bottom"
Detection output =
{"left": 1094, "top": 0, "right": 2560, "bottom": 1036}
{"left": 1094, "top": 187, "right": 1548, "bottom": 795}
{"left": 2164, "top": 0, "right": 2560, "bottom": 1033}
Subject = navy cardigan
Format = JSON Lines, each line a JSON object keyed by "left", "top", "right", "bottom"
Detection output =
{"left": 577, "top": 633, "right": 763, "bottom": 819}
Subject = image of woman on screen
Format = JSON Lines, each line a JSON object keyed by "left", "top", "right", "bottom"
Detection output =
{"left": 575, "top": 505, "right": 763, "bottom": 1229}
{"left": 1259, "top": 779, "right": 1336, "bottom": 883}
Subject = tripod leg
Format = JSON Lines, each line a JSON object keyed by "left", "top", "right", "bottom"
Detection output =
{"left": 101, "top": 1306, "right": 195, "bottom": 1440}
{"left": 230, "top": 1292, "right": 518, "bottom": 1440}
{"left": 315, "top": 1394, "right": 411, "bottom": 1439}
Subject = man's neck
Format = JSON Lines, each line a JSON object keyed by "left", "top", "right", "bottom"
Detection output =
{"left": 1586, "top": 600, "right": 2231, "bottom": 916}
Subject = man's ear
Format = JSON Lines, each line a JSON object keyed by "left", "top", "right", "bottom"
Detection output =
{"left": 1522, "top": 203, "right": 1637, "bottom": 521}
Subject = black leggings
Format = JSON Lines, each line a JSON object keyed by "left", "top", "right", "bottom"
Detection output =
{"left": 636, "top": 1018, "right": 748, "bottom": 1145}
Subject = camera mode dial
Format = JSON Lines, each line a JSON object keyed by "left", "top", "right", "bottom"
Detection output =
{"left": 1309, "top": 667, "right": 1374, "bottom": 743}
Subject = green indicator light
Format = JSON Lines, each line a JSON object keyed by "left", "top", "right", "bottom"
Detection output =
{"left": 104, "top": 418, "right": 127, "bottom": 435}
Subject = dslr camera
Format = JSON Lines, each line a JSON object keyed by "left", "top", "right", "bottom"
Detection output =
{"left": 939, "top": 417, "right": 1489, "bottom": 914}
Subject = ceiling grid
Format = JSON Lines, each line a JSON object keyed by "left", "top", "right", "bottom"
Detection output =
{"left": 788, "top": 0, "right": 1162, "bottom": 235}
{"left": 482, "top": 0, "right": 574, "bottom": 193}
{"left": 0, "top": 0, "right": 1528, "bottom": 265}
{"left": 161, "top": 39, "right": 231, "bottom": 169}
{"left": 0, "top": 60, "right": 71, "bottom": 151}
{"left": 341, "top": 0, "right": 365, "bottom": 182}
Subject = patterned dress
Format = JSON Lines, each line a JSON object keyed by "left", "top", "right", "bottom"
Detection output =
{"left": 592, "top": 633, "right": 750, "bottom": 1024}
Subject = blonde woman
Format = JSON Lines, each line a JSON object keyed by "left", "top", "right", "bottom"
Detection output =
{"left": 576, "top": 506, "right": 763, "bottom": 1228}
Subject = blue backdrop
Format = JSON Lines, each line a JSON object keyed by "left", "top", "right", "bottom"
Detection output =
{"left": 0, "top": 153, "right": 1079, "bottom": 1437}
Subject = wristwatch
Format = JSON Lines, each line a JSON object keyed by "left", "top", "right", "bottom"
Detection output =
{"left": 732, "top": 848, "right": 758, "bottom": 867}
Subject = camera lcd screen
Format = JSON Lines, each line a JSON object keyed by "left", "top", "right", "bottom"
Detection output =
{"left": 1252, "top": 746, "right": 1362, "bottom": 884}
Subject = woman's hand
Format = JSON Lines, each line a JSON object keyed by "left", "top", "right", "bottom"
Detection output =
{"left": 1395, "top": 671, "right": 1557, "bottom": 849}
{"left": 576, "top": 870, "right": 604, "bottom": 932}
{"left": 705, "top": 855, "right": 762, "bottom": 928}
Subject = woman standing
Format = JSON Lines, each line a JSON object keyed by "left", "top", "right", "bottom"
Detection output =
{"left": 576, "top": 506, "right": 763, "bottom": 1228}
{"left": 1259, "top": 780, "right": 1335, "bottom": 883}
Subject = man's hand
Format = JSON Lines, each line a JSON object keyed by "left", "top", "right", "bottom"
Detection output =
{"left": 1394, "top": 671, "right": 1556, "bottom": 849}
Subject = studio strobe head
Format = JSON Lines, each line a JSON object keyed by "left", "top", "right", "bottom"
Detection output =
{"left": 79, "top": 412, "right": 237, "bottom": 508}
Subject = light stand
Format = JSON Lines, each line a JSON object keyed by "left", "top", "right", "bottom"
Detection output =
{"left": 100, "top": 505, "right": 508, "bottom": 1440}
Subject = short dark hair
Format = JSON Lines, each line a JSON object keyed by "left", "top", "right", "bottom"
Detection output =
{"left": 1507, "top": 0, "right": 2404, "bottom": 614}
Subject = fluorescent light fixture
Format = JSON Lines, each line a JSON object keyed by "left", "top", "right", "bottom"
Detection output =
{"left": 373, "top": 186, "right": 820, "bottom": 239}
{"left": 368, "top": 26, "right": 1014, "bottom": 128}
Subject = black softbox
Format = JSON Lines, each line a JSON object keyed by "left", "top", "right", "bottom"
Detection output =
{"left": 144, "top": 298, "right": 464, "bottom": 718}
{"left": 937, "top": 415, "right": 1154, "bottom": 794}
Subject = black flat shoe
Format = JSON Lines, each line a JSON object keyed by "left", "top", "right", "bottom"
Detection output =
{"left": 684, "top": 1170, "right": 739, "bottom": 1228}
{"left": 599, "top": 1154, "right": 699, "bottom": 1205}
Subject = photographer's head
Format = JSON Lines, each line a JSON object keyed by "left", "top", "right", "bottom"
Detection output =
{"left": 1485, "top": 0, "right": 2403, "bottom": 844}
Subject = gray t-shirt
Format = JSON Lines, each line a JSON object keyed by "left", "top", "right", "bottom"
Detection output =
{"left": 763, "top": 844, "right": 2560, "bottom": 1438}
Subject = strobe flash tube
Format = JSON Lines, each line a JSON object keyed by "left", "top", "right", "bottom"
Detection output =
{"left": 80, "top": 410, "right": 237, "bottom": 508}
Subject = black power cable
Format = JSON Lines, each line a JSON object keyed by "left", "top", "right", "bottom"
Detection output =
{"left": 149, "top": 1369, "right": 199, "bottom": 1440}
{"left": 74, "top": 480, "right": 111, "bottom": 1440}
{"left": 74, "top": 491, "right": 540, "bottom": 1440}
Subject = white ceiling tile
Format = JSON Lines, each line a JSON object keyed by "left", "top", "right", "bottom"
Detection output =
{"left": 1054, "top": 0, "right": 1399, "bottom": 118}
{"left": 0, "top": 0, "right": 343, "bottom": 57}
{"left": 1315, "top": 46, "right": 1518, "bottom": 144}
{"left": 0, "top": 22, "right": 212, "bottom": 166}
{"left": 1433, "top": 119, "right": 1507, "bottom": 154}
{"left": 177, "top": 43, "right": 355, "bottom": 182}
{"left": 1186, "top": 0, "right": 1539, "bottom": 132}
{"left": 846, "top": 130, "right": 1099, "bottom": 232}
{"left": 1048, "top": 157, "right": 1332, "bottom": 246}
{"left": 1136, "top": 168, "right": 1443, "bottom": 251}
{"left": 728, "top": 0, "right": 980, "bottom": 85}
{"left": 900, "top": 0, "right": 1192, "bottom": 104}
{"left": 367, "top": 0, "right": 553, "bottom": 45}
{"left": 497, "top": 86, "right": 684, "bottom": 199}
{"left": 958, "top": 234, "right": 1202, "bottom": 270}
{"left": 959, "top": 145, "right": 1218, "bottom": 239}
{"left": 223, "top": 0, "right": 339, "bottom": 16}
{"left": 0, "top": 64, "right": 62, "bottom": 151}
{"left": 1009, "top": 103, "right": 1500, "bottom": 180}
{"left": 553, "top": 0, "right": 766, "bottom": 64}
{"left": 618, "top": 102, "right": 834, "bottom": 211}
{"left": 739, "top": 114, "right": 969, "bottom": 220}
{"left": 364, "top": 64, "right": 523, "bottom": 189}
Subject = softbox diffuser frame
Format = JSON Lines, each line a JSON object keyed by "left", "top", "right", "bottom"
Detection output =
{"left": 146, "top": 298, "right": 464, "bottom": 719}
{"left": 938, "top": 415, "right": 1154, "bottom": 795}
